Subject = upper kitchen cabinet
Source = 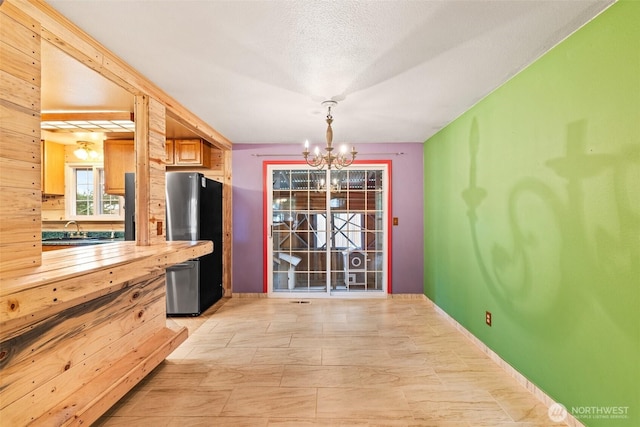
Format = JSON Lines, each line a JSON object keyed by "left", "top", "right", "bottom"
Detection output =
{"left": 167, "top": 138, "right": 211, "bottom": 167}
{"left": 104, "top": 140, "right": 135, "bottom": 195}
{"left": 41, "top": 140, "right": 65, "bottom": 195}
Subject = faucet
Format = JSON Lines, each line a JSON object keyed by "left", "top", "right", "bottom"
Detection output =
{"left": 64, "top": 220, "right": 81, "bottom": 237}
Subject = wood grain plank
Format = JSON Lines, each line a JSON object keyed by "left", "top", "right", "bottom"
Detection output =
{"left": 0, "top": 242, "right": 39, "bottom": 270}
{"left": 0, "top": 5, "right": 40, "bottom": 61}
{"left": 0, "top": 0, "right": 38, "bottom": 32}
{"left": 0, "top": 127, "right": 39, "bottom": 163}
{"left": 0, "top": 214, "right": 39, "bottom": 243}
{"left": 1, "top": 312, "right": 170, "bottom": 426}
{"left": 0, "top": 157, "right": 40, "bottom": 189}
{"left": 0, "top": 275, "right": 165, "bottom": 409}
{"left": 134, "top": 95, "right": 150, "bottom": 246}
{"left": 223, "top": 149, "right": 233, "bottom": 295}
{"left": 48, "top": 326, "right": 187, "bottom": 427}
{"left": 0, "top": 100, "right": 40, "bottom": 139}
{"left": 0, "top": 69, "right": 39, "bottom": 111}
{"left": 0, "top": 39, "right": 40, "bottom": 83}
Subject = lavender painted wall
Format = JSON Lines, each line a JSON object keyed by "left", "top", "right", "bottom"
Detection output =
{"left": 232, "top": 143, "right": 424, "bottom": 294}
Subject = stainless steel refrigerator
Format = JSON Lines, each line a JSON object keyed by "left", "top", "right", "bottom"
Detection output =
{"left": 165, "top": 172, "right": 223, "bottom": 315}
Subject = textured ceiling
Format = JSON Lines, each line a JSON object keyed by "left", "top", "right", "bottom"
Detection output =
{"left": 45, "top": 0, "right": 613, "bottom": 145}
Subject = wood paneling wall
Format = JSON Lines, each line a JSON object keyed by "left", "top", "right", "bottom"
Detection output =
{"left": 131, "top": 95, "right": 167, "bottom": 245}
{"left": 134, "top": 95, "right": 167, "bottom": 245}
{"left": 223, "top": 149, "right": 233, "bottom": 295}
{"left": 148, "top": 97, "right": 167, "bottom": 244}
{"left": 0, "top": 2, "right": 41, "bottom": 271}
{"left": 1, "top": 0, "right": 233, "bottom": 286}
{"left": 0, "top": 0, "right": 234, "bottom": 421}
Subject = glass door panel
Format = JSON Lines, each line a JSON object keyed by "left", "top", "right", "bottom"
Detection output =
{"left": 268, "top": 165, "right": 387, "bottom": 296}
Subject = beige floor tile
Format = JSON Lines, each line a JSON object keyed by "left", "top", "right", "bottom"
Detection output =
{"left": 405, "top": 388, "right": 513, "bottom": 423}
{"left": 93, "top": 416, "right": 172, "bottom": 426}
{"left": 323, "top": 321, "right": 379, "bottom": 334}
{"left": 221, "top": 386, "right": 317, "bottom": 418}
{"left": 253, "top": 347, "right": 323, "bottom": 365}
{"left": 95, "top": 297, "right": 561, "bottom": 426}
{"left": 267, "top": 419, "right": 425, "bottom": 426}
{"left": 131, "top": 365, "right": 207, "bottom": 390}
{"left": 199, "top": 364, "right": 285, "bottom": 387}
{"left": 290, "top": 334, "right": 416, "bottom": 350}
{"left": 207, "top": 320, "right": 271, "bottom": 334}
{"left": 296, "top": 313, "right": 349, "bottom": 323}
{"left": 434, "top": 368, "right": 518, "bottom": 393}
{"left": 181, "top": 346, "right": 258, "bottom": 363}
{"left": 168, "top": 416, "right": 269, "bottom": 426}
{"left": 469, "top": 423, "right": 552, "bottom": 427}
{"left": 267, "top": 321, "right": 324, "bottom": 334}
{"left": 316, "top": 387, "right": 413, "bottom": 420}
{"left": 115, "top": 387, "right": 232, "bottom": 417}
{"left": 490, "top": 384, "right": 553, "bottom": 423}
{"left": 227, "top": 332, "right": 293, "bottom": 347}
{"left": 184, "top": 330, "right": 235, "bottom": 346}
{"left": 322, "top": 347, "right": 393, "bottom": 366}
{"left": 282, "top": 365, "right": 439, "bottom": 388}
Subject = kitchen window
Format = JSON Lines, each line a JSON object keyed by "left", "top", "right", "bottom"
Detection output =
{"left": 65, "top": 164, "right": 124, "bottom": 219}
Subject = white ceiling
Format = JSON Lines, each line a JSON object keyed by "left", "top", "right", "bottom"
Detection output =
{"left": 45, "top": 0, "right": 613, "bottom": 145}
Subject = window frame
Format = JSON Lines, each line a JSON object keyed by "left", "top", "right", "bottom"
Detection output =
{"left": 65, "top": 163, "right": 125, "bottom": 221}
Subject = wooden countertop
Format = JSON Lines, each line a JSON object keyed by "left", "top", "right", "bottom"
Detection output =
{"left": 0, "top": 240, "right": 212, "bottom": 336}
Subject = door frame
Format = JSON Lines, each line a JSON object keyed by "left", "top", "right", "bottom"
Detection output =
{"left": 262, "top": 160, "right": 392, "bottom": 296}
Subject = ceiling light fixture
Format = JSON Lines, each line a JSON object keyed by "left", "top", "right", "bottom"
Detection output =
{"left": 303, "top": 101, "right": 356, "bottom": 170}
{"left": 41, "top": 112, "right": 135, "bottom": 132}
{"left": 73, "top": 141, "right": 99, "bottom": 160}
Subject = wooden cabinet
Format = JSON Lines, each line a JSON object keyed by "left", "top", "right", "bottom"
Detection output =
{"left": 41, "top": 140, "right": 65, "bottom": 195}
{"left": 166, "top": 138, "right": 211, "bottom": 168}
{"left": 104, "top": 140, "right": 135, "bottom": 195}
{"left": 165, "top": 139, "right": 174, "bottom": 165}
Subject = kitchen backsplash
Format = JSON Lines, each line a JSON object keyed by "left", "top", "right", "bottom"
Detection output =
{"left": 42, "top": 231, "right": 125, "bottom": 240}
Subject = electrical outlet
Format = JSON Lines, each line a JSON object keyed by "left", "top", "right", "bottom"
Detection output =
{"left": 485, "top": 311, "right": 492, "bottom": 326}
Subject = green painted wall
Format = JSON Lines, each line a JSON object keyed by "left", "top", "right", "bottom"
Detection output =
{"left": 423, "top": 2, "right": 639, "bottom": 426}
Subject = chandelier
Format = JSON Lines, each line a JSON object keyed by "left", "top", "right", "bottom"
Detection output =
{"left": 303, "top": 101, "right": 357, "bottom": 170}
{"left": 73, "top": 141, "right": 99, "bottom": 160}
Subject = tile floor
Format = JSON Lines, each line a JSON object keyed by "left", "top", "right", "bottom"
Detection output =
{"left": 95, "top": 297, "right": 562, "bottom": 426}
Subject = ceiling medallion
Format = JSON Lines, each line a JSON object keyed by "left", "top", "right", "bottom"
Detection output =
{"left": 302, "top": 101, "right": 357, "bottom": 170}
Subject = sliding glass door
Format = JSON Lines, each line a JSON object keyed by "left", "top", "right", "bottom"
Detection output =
{"left": 266, "top": 164, "right": 389, "bottom": 297}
